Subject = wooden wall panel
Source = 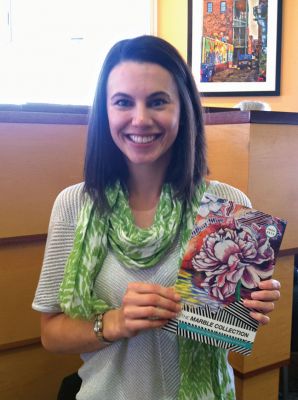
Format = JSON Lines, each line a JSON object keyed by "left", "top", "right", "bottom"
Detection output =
{"left": 0, "top": 240, "right": 45, "bottom": 347}
{"left": 0, "top": 123, "right": 86, "bottom": 238}
{"left": 205, "top": 123, "right": 250, "bottom": 194}
{"left": 248, "top": 124, "right": 298, "bottom": 251}
{"left": 0, "top": 344, "right": 81, "bottom": 400}
{"left": 0, "top": 120, "right": 85, "bottom": 399}
{"left": 234, "top": 368, "right": 280, "bottom": 400}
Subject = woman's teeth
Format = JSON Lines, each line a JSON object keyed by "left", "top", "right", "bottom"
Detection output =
{"left": 128, "top": 135, "right": 157, "bottom": 144}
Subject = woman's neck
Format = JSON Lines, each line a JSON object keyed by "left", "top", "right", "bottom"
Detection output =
{"left": 128, "top": 176, "right": 163, "bottom": 211}
{"left": 127, "top": 163, "right": 167, "bottom": 211}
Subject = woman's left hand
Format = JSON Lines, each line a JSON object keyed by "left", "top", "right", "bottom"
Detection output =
{"left": 243, "top": 279, "right": 281, "bottom": 325}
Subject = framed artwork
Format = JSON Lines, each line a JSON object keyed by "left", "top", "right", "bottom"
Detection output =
{"left": 188, "top": 0, "right": 282, "bottom": 96}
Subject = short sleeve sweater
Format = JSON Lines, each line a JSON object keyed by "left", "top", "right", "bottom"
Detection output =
{"left": 32, "top": 180, "right": 251, "bottom": 400}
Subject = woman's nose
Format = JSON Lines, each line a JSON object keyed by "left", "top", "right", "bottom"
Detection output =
{"left": 131, "top": 104, "right": 152, "bottom": 126}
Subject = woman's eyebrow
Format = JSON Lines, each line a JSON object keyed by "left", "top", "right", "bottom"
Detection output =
{"left": 110, "top": 92, "right": 132, "bottom": 99}
{"left": 147, "top": 91, "right": 171, "bottom": 100}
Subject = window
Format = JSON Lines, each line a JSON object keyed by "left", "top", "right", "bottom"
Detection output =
{"left": 207, "top": 2, "right": 213, "bottom": 13}
{"left": 220, "top": 1, "right": 226, "bottom": 13}
{"left": 0, "top": 0, "right": 155, "bottom": 106}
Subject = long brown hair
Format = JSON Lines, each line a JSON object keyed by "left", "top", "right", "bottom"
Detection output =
{"left": 84, "top": 35, "right": 207, "bottom": 212}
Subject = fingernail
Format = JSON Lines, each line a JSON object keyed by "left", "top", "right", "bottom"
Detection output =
{"left": 176, "top": 304, "right": 182, "bottom": 312}
{"left": 174, "top": 293, "right": 181, "bottom": 301}
{"left": 273, "top": 281, "right": 281, "bottom": 289}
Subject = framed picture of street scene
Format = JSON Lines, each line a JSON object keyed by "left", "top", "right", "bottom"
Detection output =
{"left": 188, "top": 0, "right": 282, "bottom": 96}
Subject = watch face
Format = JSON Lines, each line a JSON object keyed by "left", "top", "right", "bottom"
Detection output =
{"left": 94, "top": 314, "right": 103, "bottom": 336}
{"left": 93, "top": 313, "right": 112, "bottom": 344}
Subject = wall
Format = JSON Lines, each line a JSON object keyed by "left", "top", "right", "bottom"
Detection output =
{"left": 0, "top": 119, "right": 85, "bottom": 399}
{"left": 157, "top": 0, "right": 298, "bottom": 112}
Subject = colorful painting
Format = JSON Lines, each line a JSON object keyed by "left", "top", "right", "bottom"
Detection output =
{"left": 188, "top": 0, "right": 282, "bottom": 96}
{"left": 164, "top": 193, "right": 286, "bottom": 354}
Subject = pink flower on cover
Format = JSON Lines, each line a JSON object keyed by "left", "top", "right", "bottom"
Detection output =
{"left": 192, "top": 226, "right": 274, "bottom": 302}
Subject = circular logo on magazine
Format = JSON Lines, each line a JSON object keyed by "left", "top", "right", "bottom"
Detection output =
{"left": 266, "top": 225, "right": 277, "bottom": 238}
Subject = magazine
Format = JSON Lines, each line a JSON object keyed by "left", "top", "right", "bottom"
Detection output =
{"left": 164, "top": 192, "right": 287, "bottom": 355}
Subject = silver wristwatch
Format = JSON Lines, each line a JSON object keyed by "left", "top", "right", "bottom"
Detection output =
{"left": 93, "top": 313, "right": 112, "bottom": 345}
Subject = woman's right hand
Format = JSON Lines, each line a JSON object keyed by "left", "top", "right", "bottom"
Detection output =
{"left": 40, "top": 282, "right": 181, "bottom": 354}
{"left": 103, "top": 282, "right": 181, "bottom": 341}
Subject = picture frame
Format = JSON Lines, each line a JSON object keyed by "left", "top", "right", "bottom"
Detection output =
{"left": 188, "top": 0, "right": 282, "bottom": 96}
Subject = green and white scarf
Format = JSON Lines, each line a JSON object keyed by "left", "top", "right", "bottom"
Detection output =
{"left": 59, "top": 181, "right": 234, "bottom": 400}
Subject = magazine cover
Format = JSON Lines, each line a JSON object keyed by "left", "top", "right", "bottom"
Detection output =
{"left": 164, "top": 192, "right": 287, "bottom": 355}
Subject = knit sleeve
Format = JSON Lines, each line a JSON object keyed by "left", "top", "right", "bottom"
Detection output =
{"left": 207, "top": 180, "right": 252, "bottom": 208}
{"left": 32, "top": 183, "right": 85, "bottom": 313}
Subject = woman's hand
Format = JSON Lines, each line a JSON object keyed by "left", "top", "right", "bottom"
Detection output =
{"left": 103, "top": 282, "right": 181, "bottom": 341}
{"left": 243, "top": 279, "right": 281, "bottom": 325}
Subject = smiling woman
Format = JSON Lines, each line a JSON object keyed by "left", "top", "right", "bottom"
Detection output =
{"left": 32, "top": 35, "right": 281, "bottom": 400}
{"left": 0, "top": 0, "right": 154, "bottom": 106}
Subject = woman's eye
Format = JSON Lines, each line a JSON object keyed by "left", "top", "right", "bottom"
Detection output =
{"left": 114, "top": 99, "right": 133, "bottom": 107}
{"left": 149, "top": 98, "right": 167, "bottom": 108}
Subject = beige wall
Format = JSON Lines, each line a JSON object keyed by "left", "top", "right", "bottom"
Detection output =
{"left": 157, "top": 0, "right": 298, "bottom": 112}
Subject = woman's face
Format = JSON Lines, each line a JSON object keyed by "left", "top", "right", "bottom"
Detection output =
{"left": 106, "top": 61, "right": 180, "bottom": 171}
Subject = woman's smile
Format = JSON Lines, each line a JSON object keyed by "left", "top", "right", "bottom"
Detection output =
{"left": 125, "top": 134, "right": 161, "bottom": 144}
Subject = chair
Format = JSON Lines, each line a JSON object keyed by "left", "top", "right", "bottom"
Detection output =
{"left": 57, "top": 372, "right": 82, "bottom": 400}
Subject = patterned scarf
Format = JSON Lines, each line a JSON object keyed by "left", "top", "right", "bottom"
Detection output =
{"left": 59, "top": 181, "right": 234, "bottom": 400}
